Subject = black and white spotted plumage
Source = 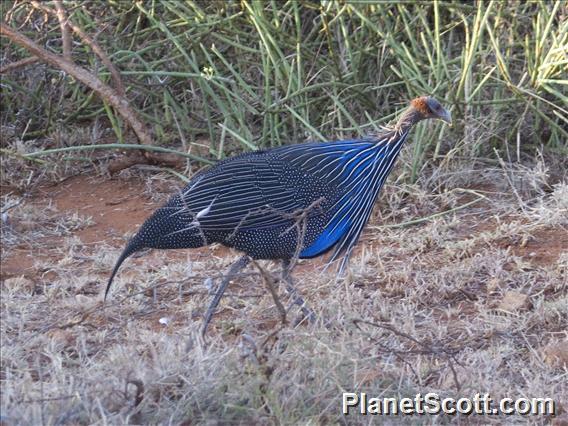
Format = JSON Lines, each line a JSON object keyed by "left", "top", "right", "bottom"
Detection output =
{"left": 105, "top": 96, "right": 452, "bottom": 299}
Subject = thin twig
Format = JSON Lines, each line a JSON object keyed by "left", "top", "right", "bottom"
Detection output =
{"left": 1, "top": 22, "right": 152, "bottom": 148}
{"left": 352, "top": 318, "right": 462, "bottom": 390}
{"left": 252, "top": 260, "right": 287, "bottom": 326}
{"left": 31, "top": 0, "right": 126, "bottom": 95}
{"left": 22, "top": 143, "right": 212, "bottom": 164}
{"left": 0, "top": 56, "right": 40, "bottom": 74}
{"left": 280, "top": 196, "right": 325, "bottom": 270}
{"left": 53, "top": 0, "right": 72, "bottom": 61}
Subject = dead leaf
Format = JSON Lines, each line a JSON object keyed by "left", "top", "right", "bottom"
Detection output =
{"left": 541, "top": 341, "right": 568, "bottom": 368}
{"left": 3, "top": 276, "right": 34, "bottom": 291}
{"left": 355, "top": 368, "right": 382, "bottom": 385}
{"left": 498, "top": 290, "right": 531, "bottom": 312}
{"left": 47, "top": 329, "right": 76, "bottom": 349}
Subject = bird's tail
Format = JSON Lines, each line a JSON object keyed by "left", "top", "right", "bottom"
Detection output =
{"left": 104, "top": 236, "right": 143, "bottom": 301}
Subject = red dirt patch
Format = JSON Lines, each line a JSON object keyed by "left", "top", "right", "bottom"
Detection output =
{"left": 43, "top": 175, "right": 157, "bottom": 244}
{"left": 0, "top": 249, "right": 37, "bottom": 279}
{"left": 2, "top": 175, "right": 160, "bottom": 279}
{"left": 2, "top": 174, "right": 565, "bottom": 283}
{"left": 498, "top": 227, "right": 567, "bottom": 267}
{"left": 1, "top": 175, "right": 245, "bottom": 282}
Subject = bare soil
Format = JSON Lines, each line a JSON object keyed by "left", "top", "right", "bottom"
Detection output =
{"left": 3, "top": 176, "right": 152, "bottom": 278}
{"left": 1, "top": 172, "right": 567, "bottom": 424}
{"left": 3, "top": 175, "right": 564, "bottom": 280}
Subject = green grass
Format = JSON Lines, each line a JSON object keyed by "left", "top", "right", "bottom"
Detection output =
{"left": 1, "top": 1, "right": 566, "bottom": 179}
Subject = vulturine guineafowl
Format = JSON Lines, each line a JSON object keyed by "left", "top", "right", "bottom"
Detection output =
{"left": 106, "top": 96, "right": 451, "bottom": 334}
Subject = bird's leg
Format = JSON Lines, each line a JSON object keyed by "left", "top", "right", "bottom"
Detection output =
{"left": 281, "top": 259, "right": 316, "bottom": 324}
{"left": 202, "top": 255, "right": 250, "bottom": 336}
{"left": 252, "top": 260, "right": 287, "bottom": 326}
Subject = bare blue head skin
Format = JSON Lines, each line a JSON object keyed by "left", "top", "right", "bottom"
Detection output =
{"left": 424, "top": 96, "right": 452, "bottom": 124}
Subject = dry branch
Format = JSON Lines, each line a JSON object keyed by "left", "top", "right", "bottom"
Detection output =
{"left": 252, "top": 260, "right": 287, "bottom": 325}
{"left": 125, "top": 378, "right": 144, "bottom": 408}
{"left": 0, "top": 21, "right": 188, "bottom": 171}
{"left": 0, "top": 56, "right": 40, "bottom": 74}
{"left": 30, "top": 0, "right": 125, "bottom": 96}
{"left": 53, "top": 0, "right": 71, "bottom": 61}
{"left": 1, "top": 22, "right": 151, "bottom": 144}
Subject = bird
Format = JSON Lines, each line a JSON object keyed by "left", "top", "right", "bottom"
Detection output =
{"left": 105, "top": 96, "right": 451, "bottom": 334}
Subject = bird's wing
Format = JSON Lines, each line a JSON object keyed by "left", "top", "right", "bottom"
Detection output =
{"left": 174, "top": 136, "right": 399, "bottom": 244}
{"left": 175, "top": 151, "right": 326, "bottom": 232}
{"left": 287, "top": 134, "right": 409, "bottom": 261}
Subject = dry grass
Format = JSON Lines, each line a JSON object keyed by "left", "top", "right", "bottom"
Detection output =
{"left": 1, "top": 1, "right": 567, "bottom": 423}
{"left": 1, "top": 161, "right": 566, "bottom": 424}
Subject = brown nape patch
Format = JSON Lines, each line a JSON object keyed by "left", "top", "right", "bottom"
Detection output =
{"left": 410, "top": 96, "right": 431, "bottom": 116}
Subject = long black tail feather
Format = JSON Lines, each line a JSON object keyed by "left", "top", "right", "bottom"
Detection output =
{"left": 104, "top": 237, "right": 143, "bottom": 301}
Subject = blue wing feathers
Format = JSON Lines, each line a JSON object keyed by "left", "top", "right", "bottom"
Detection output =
{"left": 176, "top": 134, "right": 408, "bottom": 260}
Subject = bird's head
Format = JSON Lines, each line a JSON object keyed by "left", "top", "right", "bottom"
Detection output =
{"left": 104, "top": 195, "right": 192, "bottom": 300}
{"left": 396, "top": 96, "right": 452, "bottom": 131}
{"left": 411, "top": 96, "right": 452, "bottom": 124}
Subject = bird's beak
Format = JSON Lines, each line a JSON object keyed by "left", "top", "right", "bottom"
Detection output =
{"left": 439, "top": 108, "right": 452, "bottom": 126}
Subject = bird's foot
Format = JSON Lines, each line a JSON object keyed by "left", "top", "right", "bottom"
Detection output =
{"left": 292, "top": 305, "right": 316, "bottom": 327}
{"left": 286, "top": 293, "right": 316, "bottom": 326}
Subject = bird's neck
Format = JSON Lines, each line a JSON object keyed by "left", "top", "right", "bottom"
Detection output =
{"left": 394, "top": 107, "right": 423, "bottom": 133}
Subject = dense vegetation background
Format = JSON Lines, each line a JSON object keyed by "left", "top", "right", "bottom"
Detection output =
{"left": 1, "top": 1, "right": 566, "bottom": 181}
